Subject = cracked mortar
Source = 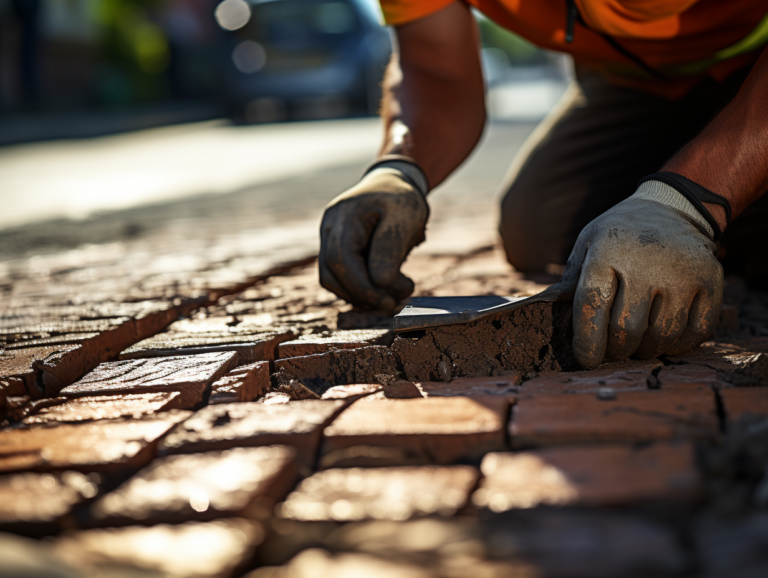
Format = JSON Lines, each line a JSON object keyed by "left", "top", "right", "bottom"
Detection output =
{"left": 394, "top": 301, "right": 576, "bottom": 381}
{"left": 273, "top": 302, "right": 576, "bottom": 394}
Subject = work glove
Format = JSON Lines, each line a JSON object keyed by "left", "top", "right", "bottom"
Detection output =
{"left": 319, "top": 160, "right": 430, "bottom": 314}
{"left": 553, "top": 178, "right": 724, "bottom": 369}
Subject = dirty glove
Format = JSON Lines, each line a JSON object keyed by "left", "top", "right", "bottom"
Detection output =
{"left": 319, "top": 160, "right": 429, "bottom": 313}
{"left": 556, "top": 177, "right": 725, "bottom": 369}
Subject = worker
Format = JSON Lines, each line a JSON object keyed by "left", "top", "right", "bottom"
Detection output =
{"left": 319, "top": 0, "right": 768, "bottom": 369}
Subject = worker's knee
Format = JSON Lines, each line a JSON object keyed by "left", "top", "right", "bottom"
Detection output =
{"left": 499, "top": 185, "right": 571, "bottom": 274}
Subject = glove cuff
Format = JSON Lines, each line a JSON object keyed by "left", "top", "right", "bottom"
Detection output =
{"left": 632, "top": 180, "right": 715, "bottom": 240}
{"left": 364, "top": 158, "right": 429, "bottom": 198}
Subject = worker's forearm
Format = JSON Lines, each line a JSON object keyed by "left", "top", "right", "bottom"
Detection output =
{"left": 377, "top": 3, "right": 486, "bottom": 189}
{"left": 663, "top": 47, "right": 768, "bottom": 231}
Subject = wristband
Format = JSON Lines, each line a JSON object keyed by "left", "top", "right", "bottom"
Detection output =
{"left": 364, "top": 156, "right": 430, "bottom": 198}
{"left": 637, "top": 172, "right": 731, "bottom": 241}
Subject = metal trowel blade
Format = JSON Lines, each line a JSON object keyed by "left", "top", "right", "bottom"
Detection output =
{"left": 394, "top": 285, "right": 571, "bottom": 333}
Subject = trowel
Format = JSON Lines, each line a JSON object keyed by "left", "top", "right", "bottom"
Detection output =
{"left": 393, "top": 283, "right": 573, "bottom": 333}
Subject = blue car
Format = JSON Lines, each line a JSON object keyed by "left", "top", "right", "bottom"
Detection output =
{"left": 218, "top": 0, "right": 392, "bottom": 122}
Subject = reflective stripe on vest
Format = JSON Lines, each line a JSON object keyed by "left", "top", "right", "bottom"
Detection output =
{"left": 667, "top": 12, "right": 768, "bottom": 76}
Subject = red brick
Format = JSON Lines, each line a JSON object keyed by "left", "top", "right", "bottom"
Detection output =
{"left": 258, "top": 392, "right": 292, "bottom": 405}
{"left": 120, "top": 316, "right": 294, "bottom": 363}
{"left": 0, "top": 318, "right": 130, "bottom": 346}
{"left": 278, "top": 329, "right": 393, "bottom": 358}
{"left": 22, "top": 392, "right": 186, "bottom": 426}
{"left": 54, "top": 519, "right": 262, "bottom": 578}
{"left": 279, "top": 465, "right": 478, "bottom": 521}
{"left": 209, "top": 361, "right": 269, "bottom": 404}
{"left": 520, "top": 359, "right": 661, "bottom": 396}
{"left": 668, "top": 340, "right": 768, "bottom": 387}
{"left": 320, "top": 383, "right": 382, "bottom": 400}
{"left": 720, "top": 387, "right": 768, "bottom": 424}
{"left": 249, "top": 551, "right": 433, "bottom": 578}
{"left": 1, "top": 345, "right": 77, "bottom": 396}
{"left": 510, "top": 388, "right": 718, "bottom": 447}
{"left": 159, "top": 400, "right": 346, "bottom": 467}
{"left": 472, "top": 443, "right": 700, "bottom": 511}
{"left": 320, "top": 397, "right": 509, "bottom": 467}
{"left": 416, "top": 375, "right": 518, "bottom": 399}
{"left": 89, "top": 446, "right": 297, "bottom": 526}
{"left": 27, "top": 315, "right": 175, "bottom": 395}
{"left": 59, "top": 352, "right": 238, "bottom": 408}
{"left": 656, "top": 363, "right": 727, "bottom": 389}
{"left": 0, "top": 411, "right": 190, "bottom": 474}
{"left": 0, "top": 471, "right": 99, "bottom": 533}
{"left": 356, "top": 381, "right": 424, "bottom": 401}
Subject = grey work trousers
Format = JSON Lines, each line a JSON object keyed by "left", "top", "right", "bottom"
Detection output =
{"left": 499, "top": 66, "right": 768, "bottom": 286}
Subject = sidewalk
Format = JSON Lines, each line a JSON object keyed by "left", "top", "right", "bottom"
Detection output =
{"left": 2, "top": 204, "right": 768, "bottom": 576}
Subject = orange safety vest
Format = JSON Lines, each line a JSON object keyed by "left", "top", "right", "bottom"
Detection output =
{"left": 380, "top": 0, "right": 768, "bottom": 99}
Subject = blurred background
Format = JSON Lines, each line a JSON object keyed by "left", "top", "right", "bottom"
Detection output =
{"left": 0, "top": 0, "right": 571, "bottom": 258}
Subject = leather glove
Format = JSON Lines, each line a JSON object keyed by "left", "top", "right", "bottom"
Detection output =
{"left": 319, "top": 160, "right": 429, "bottom": 313}
{"left": 555, "top": 179, "right": 724, "bottom": 369}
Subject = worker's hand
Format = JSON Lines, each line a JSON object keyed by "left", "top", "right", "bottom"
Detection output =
{"left": 319, "top": 164, "right": 429, "bottom": 313}
{"left": 555, "top": 180, "right": 724, "bottom": 369}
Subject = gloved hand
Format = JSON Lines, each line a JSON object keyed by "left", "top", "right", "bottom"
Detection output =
{"left": 554, "top": 179, "right": 724, "bottom": 369}
{"left": 319, "top": 161, "right": 429, "bottom": 314}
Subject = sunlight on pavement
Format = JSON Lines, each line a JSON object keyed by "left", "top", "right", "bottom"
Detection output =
{"left": 0, "top": 118, "right": 381, "bottom": 229}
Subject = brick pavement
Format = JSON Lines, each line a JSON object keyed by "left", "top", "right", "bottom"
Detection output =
{"left": 1, "top": 242, "right": 768, "bottom": 577}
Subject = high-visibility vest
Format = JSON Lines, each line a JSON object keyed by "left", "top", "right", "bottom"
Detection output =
{"left": 380, "top": 0, "right": 768, "bottom": 98}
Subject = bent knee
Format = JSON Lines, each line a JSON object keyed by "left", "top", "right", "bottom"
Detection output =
{"left": 499, "top": 187, "right": 571, "bottom": 274}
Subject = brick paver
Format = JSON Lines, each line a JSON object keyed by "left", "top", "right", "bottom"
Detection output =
{"left": 54, "top": 519, "right": 262, "bottom": 578}
{"left": 59, "top": 352, "right": 238, "bottom": 408}
{"left": 0, "top": 411, "right": 190, "bottom": 473}
{"left": 720, "top": 387, "right": 768, "bottom": 424}
{"left": 669, "top": 340, "right": 768, "bottom": 387}
{"left": 3, "top": 227, "right": 768, "bottom": 578}
{"left": 519, "top": 359, "right": 661, "bottom": 395}
{"left": 159, "top": 400, "right": 346, "bottom": 467}
{"left": 279, "top": 465, "right": 478, "bottom": 521}
{"left": 0, "top": 471, "right": 98, "bottom": 532}
{"left": 120, "top": 316, "right": 294, "bottom": 363}
{"left": 1, "top": 345, "right": 79, "bottom": 396}
{"left": 415, "top": 375, "right": 518, "bottom": 399}
{"left": 89, "top": 446, "right": 296, "bottom": 526}
{"left": 209, "top": 361, "right": 269, "bottom": 404}
{"left": 472, "top": 443, "right": 699, "bottom": 510}
{"left": 656, "top": 363, "right": 727, "bottom": 389}
{"left": 510, "top": 388, "right": 719, "bottom": 447}
{"left": 320, "top": 396, "right": 509, "bottom": 467}
{"left": 22, "top": 392, "right": 186, "bottom": 425}
{"left": 320, "top": 383, "right": 382, "bottom": 400}
{"left": 277, "top": 329, "right": 393, "bottom": 358}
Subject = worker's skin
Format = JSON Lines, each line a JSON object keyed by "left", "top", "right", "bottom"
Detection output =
{"left": 319, "top": 2, "right": 768, "bottom": 369}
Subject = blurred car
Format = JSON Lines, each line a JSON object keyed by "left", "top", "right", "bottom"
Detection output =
{"left": 218, "top": 0, "right": 392, "bottom": 123}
